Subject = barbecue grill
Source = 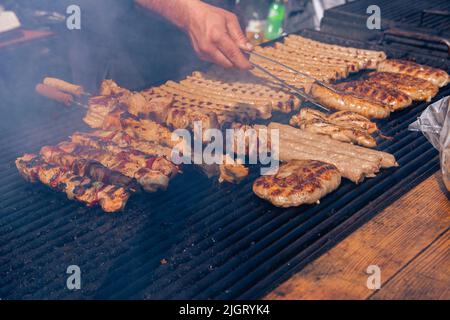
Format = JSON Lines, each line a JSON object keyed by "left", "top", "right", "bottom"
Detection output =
{"left": 321, "top": 0, "right": 450, "bottom": 56}
{"left": 1, "top": 21, "right": 449, "bottom": 300}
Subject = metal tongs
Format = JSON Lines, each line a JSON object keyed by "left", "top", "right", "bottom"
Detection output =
{"left": 243, "top": 49, "right": 332, "bottom": 112}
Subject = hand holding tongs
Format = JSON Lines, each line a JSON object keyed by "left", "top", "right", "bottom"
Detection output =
{"left": 241, "top": 48, "right": 332, "bottom": 112}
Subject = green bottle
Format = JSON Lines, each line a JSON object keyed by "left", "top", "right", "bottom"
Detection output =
{"left": 264, "top": 0, "right": 286, "bottom": 40}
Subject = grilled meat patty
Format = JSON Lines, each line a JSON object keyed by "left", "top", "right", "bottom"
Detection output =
{"left": 253, "top": 160, "right": 341, "bottom": 207}
{"left": 365, "top": 72, "right": 439, "bottom": 102}
{"left": 377, "top": 59, "right": 449, "bottom": 87}
{"left": 335, "top": 80, "right": 412, "bottom": 111}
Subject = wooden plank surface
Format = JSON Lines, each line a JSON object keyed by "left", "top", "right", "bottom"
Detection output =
{"left": 371, "top": 229, "right": 449, "bottom": 300}
{"left": 266, "top": 173, "right": 450, "bottom": 300}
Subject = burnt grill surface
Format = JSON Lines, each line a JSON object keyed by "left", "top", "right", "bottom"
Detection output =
{"left": 0, "top": 29, "right": 448, "bottom": 299}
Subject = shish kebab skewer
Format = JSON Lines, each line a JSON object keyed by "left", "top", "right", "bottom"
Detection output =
{"left": 16, "top": 154, "right": 130, "bottom": 212}
{"left": 35, "top": 82, "right": 249, "bottom": 184}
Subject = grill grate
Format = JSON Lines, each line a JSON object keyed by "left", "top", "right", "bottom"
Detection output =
{"left": 321, "top": 0, "right": 450, "bottom": 53}
{"left": 0, "top": 29, "right": 448, "bottom": 299}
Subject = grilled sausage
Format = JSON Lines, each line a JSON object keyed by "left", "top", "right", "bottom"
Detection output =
{"left": 335, "top": 80, "right": 412, "bottom": 111}
{"left": 377, "top": 59, "right": 449, "bottom": 87}
{"left": 310, "top": 84, "right": 390, "bottom": 119}
{"left": 365, "top": 72, "right": 439, "bottom": 102}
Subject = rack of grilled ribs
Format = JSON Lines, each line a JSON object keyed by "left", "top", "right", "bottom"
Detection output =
{"left": 16, "top": 154, "right": 130, "bottom": 212}
{"left": 290, "top": 108, "right": 378, "bottom": 148}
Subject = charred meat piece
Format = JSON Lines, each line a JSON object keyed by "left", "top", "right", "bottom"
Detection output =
{"left": 365, "top": 72, "right": 439, "bottom": 102}
{"left": 253, "top": 160, "right": 341, "bottom": 207}
{"left": 377, "top": 59, "right": 449, "bottom": 87}
{"left": 335, "top": 80, "right": 412, "bottom": 111}
{"left": 16, "top": 154, "right": 130, "bottom": 212}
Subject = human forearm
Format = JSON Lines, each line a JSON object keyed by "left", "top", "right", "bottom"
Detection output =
{"left": 135, "top": 0, "right": 252, "bottom": 69}
{"left": 135, "top": 0, "right": 199, "bottom": 29}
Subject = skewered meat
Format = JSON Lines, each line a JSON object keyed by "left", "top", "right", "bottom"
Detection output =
{"left": 377, "top": 59, "right": 449, "bottom": 87}
{"left": 40, "top": 145, "right": 139, "bottom": 191}
{"left": 55, "top": 141, "right": 170, "bottom": 193}
{"left": 365, "top": 72, "right": 439, "bottom": 102}
{"left": 335, "top": 80, "right": 412, "bottom": 111}
{"left": 310, "top": 84, "right": 390, "bottom": 119}
{"left": 290, "top": 109, "right": 377, "bottom": 148}
{"left": 68, "top": 136, "right": 179, "bottom": 179}
{"left": 73, "top": 130, "right": 174, "bottom": 157}
{"left": 16, "top": 154, "right": 130, "bottom": 212}
{"left": 253, "top": 160, "right": 341, "bottom": 207}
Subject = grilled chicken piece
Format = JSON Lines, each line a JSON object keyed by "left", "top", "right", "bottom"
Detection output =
{"left": 253, "top": 160, "right": 341, "bottom": 207}
{"left": 327, "top": 111, "right": 378, "bottom": 134}
{"left": 290, "top": 116, "right": 376, "bottom": 148}
{"left": 292, "top": 108, "right": 378, "bottom": 134}
{"left": 310, "top": 84, "right": 390, "bottom": 119}
{"left": 377, "top": 59, "right": 449, "bottom": 87}
{"left": 335, "top": 80, "right": 412, "bottom": 111}
{"left": 16, "top": 154, "right": 130, "bottom": 212}
{"left": 365, "top": 72, "right": 439, "bottom": 102}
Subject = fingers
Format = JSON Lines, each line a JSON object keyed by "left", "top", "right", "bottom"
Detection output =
{"left": 213, "top": 32, "right": 251, "bottom": 70}
{"left": 206, "top": 49, "right": 234, "bottom": 69}
{"left": 194, "top": 40, "right": 234, "bottom": 69}
{"left": 217, "top": 36, "right": 251, "bottom": 70}
{"left": 225, "top": 14, "right": 253, "bottom": 52}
